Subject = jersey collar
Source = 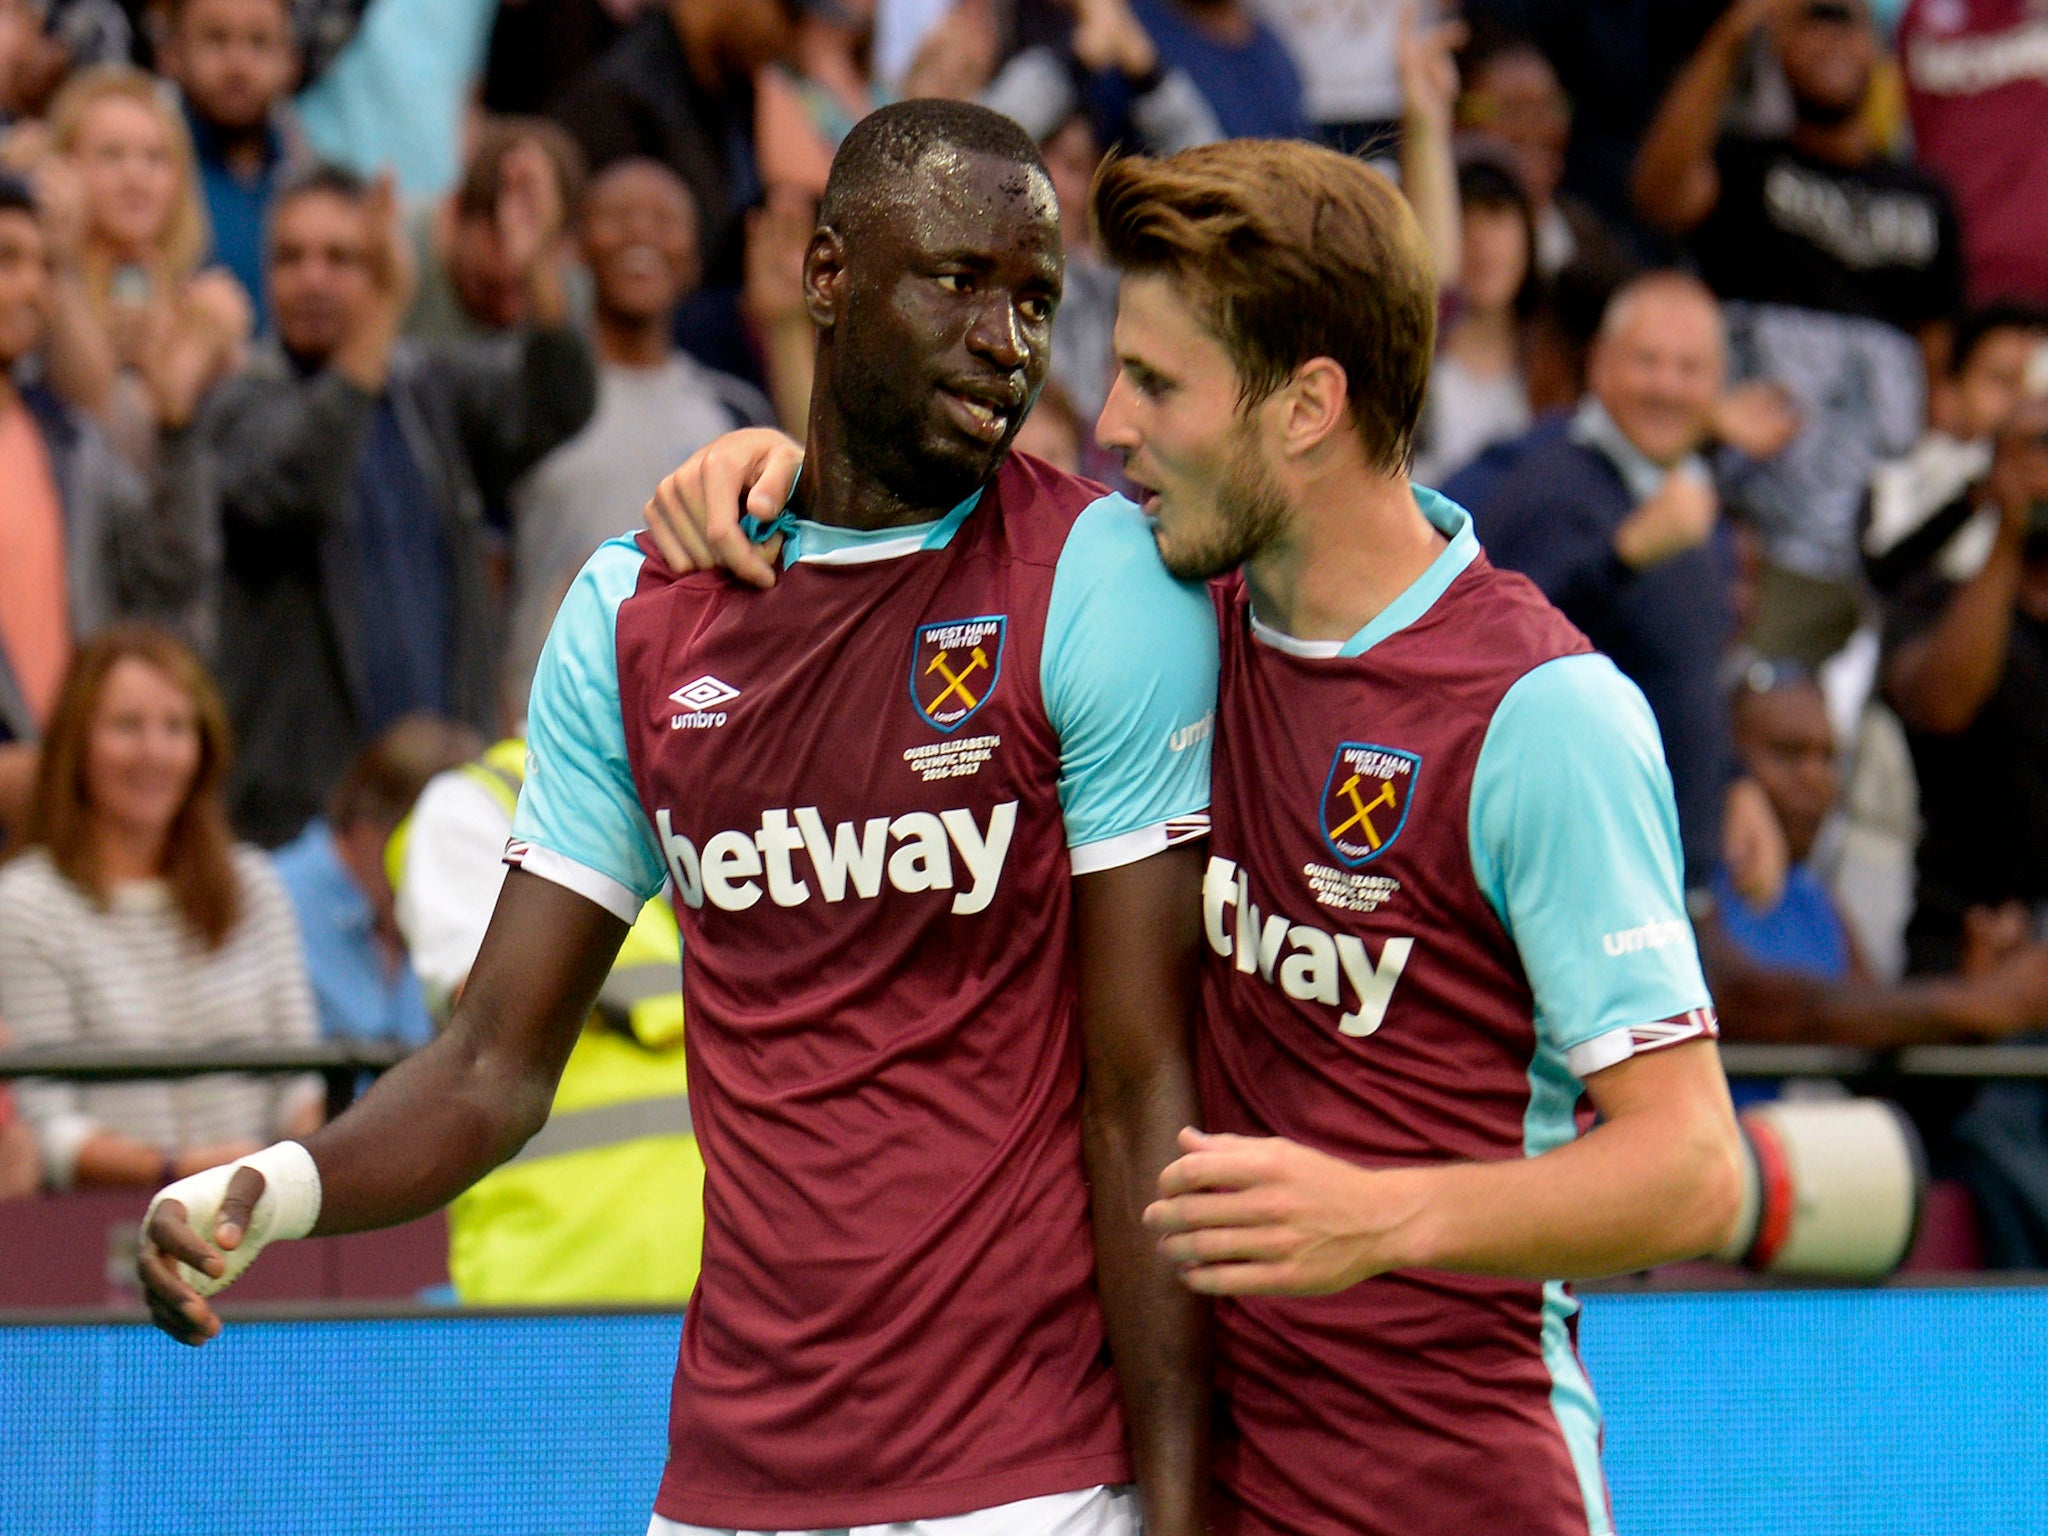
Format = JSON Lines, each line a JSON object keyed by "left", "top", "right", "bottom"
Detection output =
{"left": 744, "top": 478, "right": 985, "bottom": 567}
{"left": 1249, "top": 485, "right": 1481, "bottom": 659}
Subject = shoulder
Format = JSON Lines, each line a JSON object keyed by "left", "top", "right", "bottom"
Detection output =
{"left": 671, "top": 353, "right": 776, "bottom": 429}
{"left": 230, "top": 844, "right": 293, "bottom": 912}
{"left": 0, "top": 850, "right": 65, "bottom": 909}
{"left": 991, "top": 452, "right": 1122, "bottom": 563}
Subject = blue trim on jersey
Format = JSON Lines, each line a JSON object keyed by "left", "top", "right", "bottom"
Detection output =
{"left": 1333, "top": 487, "right": 1482, "bottom": 657}
{"left": 1043, "top": 493, "right": 1218, "bottom": 852}
{"left": 750, "top": 487, "right": 984, "bottom": 565}
{"left": 1469, "top": 654, "right": 1710, "bottom": 1058}
{"left": 1538, "top": 1279, "right": 1614, "bottom": 1536}
{"left": 511, "top": 538, "right": 669, "bottom": 905}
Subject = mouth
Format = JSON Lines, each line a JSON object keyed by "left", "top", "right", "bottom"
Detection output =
{"left": 614, "top": 245, "right": 664, "bottom": 279}
{"left": 939, "top": 382, "right": 1021, "bottom": 445}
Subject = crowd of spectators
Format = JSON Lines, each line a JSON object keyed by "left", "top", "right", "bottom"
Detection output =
{"left": 0, "top": 0, "right": 2045, "bottom": 1272}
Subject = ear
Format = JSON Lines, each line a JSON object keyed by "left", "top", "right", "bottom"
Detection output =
{"left": 804, "top": 227, "right": 848, "bottom": 330}
{"left": 1273, "top": 357, "right": 1353, "bottom": 458}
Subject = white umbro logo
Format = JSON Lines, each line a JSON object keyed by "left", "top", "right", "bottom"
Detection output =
{"left": 670, "top": 675, "right": 740, "bottom": 730}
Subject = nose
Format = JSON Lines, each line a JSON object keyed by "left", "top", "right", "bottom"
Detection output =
{"left": 1096, "top": 370, "right": 1137, "bottom": 452}
{"left": 966, "top": 295, "right": 1026, "bottom": 370}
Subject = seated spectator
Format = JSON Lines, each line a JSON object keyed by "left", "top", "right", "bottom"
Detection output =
{"left": 271, "top": 713, "right": 481, "bottom": 1050}
{"left": 503, "top": 158, "right": 773, "bottom": 718}
{"left": 0, "top": 626, "right": 324, "bottom": 1192}
{"left": 0, "top": 1025, "right": 43, "bottom": 1200}
{"left": 0, "top": 171, "right": 214, "bottom": 750}
{"left": 550, "top": 0, "right": 796, "bottom": 381}
{"left": 1127, "top": 0, "right": 1310, "bottom": 141}
{"left": 158, "top": 0, "right": 308, "bottom": 334}
{"left": 1896, "top": 0, "right": 2048, "bottom": 305}
{"left": 406, "top": 117, "right": 588, "bottom": 344}
{"left": 33, "top": 65, "right": 254, "bottom": 471}
{"left": 1445, "top": 272, "right": 1747, "bottom": 891}
{"left": 980, "top": 0, "right": 1222, "bottom": 155}
{"left": 1634, "top": 0, "right": 1964, "bottom": 668}
{"left": 1865, "top": 302, "right": 2048, "bottom": 599}
{"left": 208, "top": 163, "right": 595, "bottom": 848}
{"left": 1412, "top": 157, "right": 1537, "bottom": 488}
{"left": 1699, "top": 655, "right": 2048, "bottom": 1045}
{"left": 755, "top": 0, "right": 890, "bottom": 206}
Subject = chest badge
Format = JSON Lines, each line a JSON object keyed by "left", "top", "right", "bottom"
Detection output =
{"left": 1321, "top": 743, "right": 1420, "bottom": 867}
{"left": 912, "top": 615, "right": 1006, "bottom": 732}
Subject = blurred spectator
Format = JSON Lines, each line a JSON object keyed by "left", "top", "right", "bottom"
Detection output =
{"left": 289, "top": 0, "right": 368, "bottom": 88}
{"left": 1455, "top": 28, "right": 1630, "bottom": 280}
{"left": 1522, "top": 245, "right": 1640, "bottom": 414}
{"left": 1881, "top": 387, "right": 2048, "bottom": 976}
{"left": 406, "top": 117, "right": 588, "bottom": 343}
{"left": 1412, "top": 157, "right": 1537, "bottom": 487}
{"left": 1038, "top": 111, "right": 1116, "bottom": 429}
{"left": 1125, "top": 0, "right": 1310, "bottom": 140}
{"left": 0, "top": 1025, "right": 41, "bottom": 1199}
{"left": 481, "top": 0, "right": 640, "bottom": 116}
{"left": 755, "top": 0, "right": 889, "bottom": 206}
{"left": 1446, "top": 273, "right": 1742, "bottom": 890}
{"left": 0, "top": 625, "right": 323, "bottom": 1192}
{"left": 1248, "top": 0, "right": 1405, "bottom": 155}
{"left": 1635, "top": 0, "right": 1965, "bottom": 669}
{"left": 895, "top": 0, "right": 998, "bottom": 99}
{"left": 1012, "top": 373, "right": 1086, "bottom": 474}
{"left": 0, "top": 169, "right": 214, "bottom": 747}
{"left": 392, "top": 736, "right": 701, "bottom": 1303}
{"left": 271, "top": 713, "right": 481, "bottom": 1049}
{"left": 158, "top": 0, "right": 307, "bottom": 335}
{"left": 551, "top": 0, "right": 795, "bottom": 380}
{"left": 292, "top": 0, "right": 496, "bottom": 202}
{"left": 1896, "top": 0, "right": 2048, "bottom": 304}
{"left": 503, "top": 158, "right": 773, "bottom": 719}
{"left": 32, "top": 65, "right": 253, "bottom": 471}
{"left": 207, "top": 163, "right": 595, "bottom": 847}
{"left": 1864, "top": 301, "right": 2048, "bottom": 599}
{"left": 980, "top": 0, "right": 1223, "bottom": 153}
{"left": 1699, "top": 655, "right": 2048, "bottom": 1045}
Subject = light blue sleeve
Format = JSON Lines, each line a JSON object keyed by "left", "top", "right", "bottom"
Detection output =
{"left": 1469, "top": 655, "right": 1712, "bottom": 1066}
{"left": 1043, "top": 494, "right": 1218, "bottom": 872}
{"left": 509, "top": 538, "right": 668, "bottom": 919}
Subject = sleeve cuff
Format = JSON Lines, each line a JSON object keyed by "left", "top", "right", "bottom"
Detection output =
{"left": 1069, "top": 812, "right": 1210, "bottom": 876}
{"left": 504, "top": 840, "right": 643, "bottom": 924}
{"left": 1565, "top": 1006, "right": 1720, "bottom": 1080}
{"left": 40, "top": 1110, "right": 100, "bottom": 1193}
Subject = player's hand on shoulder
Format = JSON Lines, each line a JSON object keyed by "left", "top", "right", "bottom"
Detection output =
{"left": 136, "top": 1160, "right": 269, "bottom": 1346}
{"left": 645, "top": 429, "right": 805, "bottom": 588}
{"left": 1144, "top": 1126, "right": 1419, "bottom": 1296}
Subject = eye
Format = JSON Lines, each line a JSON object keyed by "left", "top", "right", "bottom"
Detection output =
{"left": 935, "top": 272, "right": 972, "bottom": 294}
{"left": 1018, "top": 295, "right": 1053, "bottom": 325}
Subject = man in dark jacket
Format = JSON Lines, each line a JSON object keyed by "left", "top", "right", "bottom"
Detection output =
{"left": 207, "top": 163, "right": 595, "bottom": 846}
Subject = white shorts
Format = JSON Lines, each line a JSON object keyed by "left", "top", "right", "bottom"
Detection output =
{"left": 648, "top": 1483, "right": 1138, "bottom": 1536}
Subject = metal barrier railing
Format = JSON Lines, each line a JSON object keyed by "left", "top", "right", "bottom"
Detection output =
{"left": 0, "top": 1042, "right": 414, "bottom": 1120}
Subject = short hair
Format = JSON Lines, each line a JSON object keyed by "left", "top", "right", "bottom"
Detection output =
{"left": 1952, "top": 299, "right": 2048, "bottom": 376}
{"left": 23, "top": 625, "right": 241, "bottom": 949}
{"left": 327, "top": 715, "right": 485, "bottom": 832}
{"left": 1091, "top": 139, "right": 1437, "bottom": 474}
{"left": 818, "top": 99, "right": 1047, "bottom": 240}
{"left": 455, "top": 117, "right": 587, "bottom": 224}
{"left": 164, "top": 0, "right": 294, "bottom": 33}
{"left": 1596, "top": 269, "right": 1725, "bottom": 353}
{"left": 274, "top": 159, "right": 369, "bottom": 211}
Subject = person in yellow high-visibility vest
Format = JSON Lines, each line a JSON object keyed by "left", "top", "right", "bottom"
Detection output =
{"left": 388, "top": 737, "right": 701, "bottom": 1302}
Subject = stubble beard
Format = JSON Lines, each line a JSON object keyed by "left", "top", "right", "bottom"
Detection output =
{"left": 1156, "top": 427, "right": 1292, "bottom": 583}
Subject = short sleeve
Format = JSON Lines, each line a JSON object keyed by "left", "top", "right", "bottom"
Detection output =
{"left": 1469, "top": 655, "right": 1716, "bottom": 1077}
{"left": 1042, "top": 494, "right": 1218, "bottom": 874}
{"left": 509, "top": 538, "right": 668, "bottom": 921}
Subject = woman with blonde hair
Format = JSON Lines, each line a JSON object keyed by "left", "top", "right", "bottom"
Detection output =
{"left": 0, "top": 625, "right": 323, "bottom": 1191}
{"left": 30, "top": 66, "right": 252, "bottom": 466}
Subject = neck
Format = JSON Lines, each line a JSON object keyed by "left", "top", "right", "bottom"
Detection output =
{"left": 1446, "top": 305, "right": 1519, "bottom": 369}
{"left": 593, "top": 307, "right": 672, "bottom": 368}
{"left": 800, "top": 383, "right": 981, "bottom": 532}
{"left": 1242, "top": 470, "right": 1446, "bottom": 645}
{"left": 1788, "top": 115, "right": 1870, "bottom": 167}
{"left": 94, "top": 821, "right": 168, "bottom": 885}
{"left": 215, "top": 123, "right": 274, "bottom": 178}
{"left": 1180, "top": 1, "right": 1252, "bottom": 44}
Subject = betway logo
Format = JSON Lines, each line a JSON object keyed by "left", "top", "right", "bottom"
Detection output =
{"left": 1204, "top": 856, "right": 1411, "bottom": 1037}
{"left": 655, "top": 803, "right": 1016, "bottom": 915}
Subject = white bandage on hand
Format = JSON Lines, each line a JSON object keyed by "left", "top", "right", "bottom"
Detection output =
{"left": 143, "top": 1140, "right": 323, "bottom": 1298}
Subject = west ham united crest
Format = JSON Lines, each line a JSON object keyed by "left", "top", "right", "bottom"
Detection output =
{"left": 911, "top": 616, "right": 1005, "bottom": 732}
{"left": 1321, "top": 743, "right": 1419, "bottom": 866}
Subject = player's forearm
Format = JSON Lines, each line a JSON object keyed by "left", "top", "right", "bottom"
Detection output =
{"left": 1082, "top": 1073, "right": 1212, "bottom": 1536}
{"left": 1389, "top": 1095, "right": 1744, "bottom": 1280}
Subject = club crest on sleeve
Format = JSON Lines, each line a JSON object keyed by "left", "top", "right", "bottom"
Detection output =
{"left": 1321, "top": 744, "right": 1420, "bottom": 866}
{"left": 911, "top": 616, "right": 1005, "bottom": 732}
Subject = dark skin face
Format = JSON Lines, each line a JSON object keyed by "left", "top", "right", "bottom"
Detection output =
{"left": 1733, "top": 682, "right": 1836, "bottom": 867}
{"left": 801, "top": 147, "right": 1062, "bottom": 529}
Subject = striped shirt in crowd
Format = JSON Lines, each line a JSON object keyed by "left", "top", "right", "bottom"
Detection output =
{"left": 0, "top": 846, "right": 322, "bottom": 1189}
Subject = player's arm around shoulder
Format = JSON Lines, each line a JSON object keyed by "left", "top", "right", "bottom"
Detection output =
{"left": 1146, "top": 656, "right": 1743, "bottom": 1295}
{"left": 1052, "top": 493, "right": 1218, "bottom": 1536}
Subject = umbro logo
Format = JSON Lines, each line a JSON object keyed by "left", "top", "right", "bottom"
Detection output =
{"left": 670, "top": 675, "right": 739, "bottom": 729}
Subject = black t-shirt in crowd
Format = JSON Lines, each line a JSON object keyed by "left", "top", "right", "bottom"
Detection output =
{"left": 1694, "top": 135, "right": 1964, "bottom": 333}
{"left": 1883, "top": 565, "right": 2048, "bottom": 973}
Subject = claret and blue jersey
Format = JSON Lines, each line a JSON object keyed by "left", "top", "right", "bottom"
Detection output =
{"left": 507, "top": 452, "right": 1217, "bottom": 1530}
